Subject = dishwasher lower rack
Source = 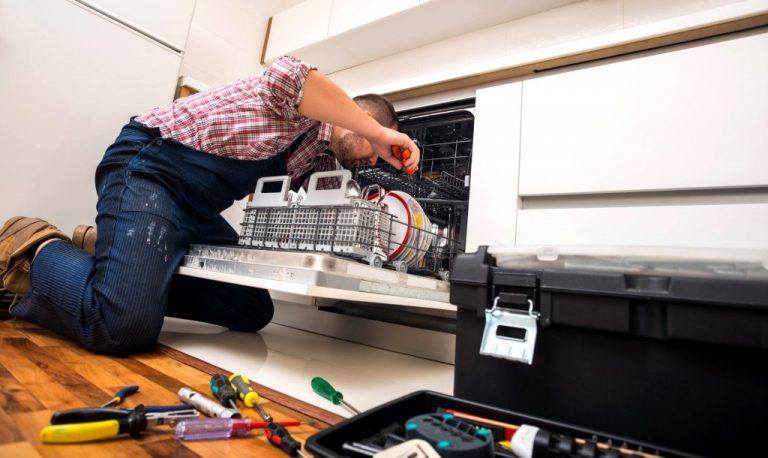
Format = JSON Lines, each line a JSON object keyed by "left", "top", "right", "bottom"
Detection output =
{"left": 237, "top": 171, "right": 452, "bottom": 279}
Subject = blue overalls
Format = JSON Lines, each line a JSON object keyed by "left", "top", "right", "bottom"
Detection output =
{"left": 13, "top": 119, "right": 285, "bottom": 354}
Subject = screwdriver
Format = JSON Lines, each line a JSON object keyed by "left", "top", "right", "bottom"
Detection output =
{"left": 311, "top": 377, "right": 361, "bottom": 415}
{"left": 175, "top": 417, "right": 304, "bottom": 440}
{"left": 210, "top": 374, "right": 239, "bottom": 411}
{"left": 228, "top": 373, "right": 271, "bottom": 423}
{"left": 390, "top": 145, "right": 417, "bottom": 175}
{"left": 100, "top": 385, "right": 139, "bottom": 408}
{"left": 229, "top": 373, "right": 308, "bottom": 457}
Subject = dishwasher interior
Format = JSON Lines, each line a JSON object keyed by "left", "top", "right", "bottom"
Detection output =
{"left": 354, "top": 98, "right": 475, "bottom": 280}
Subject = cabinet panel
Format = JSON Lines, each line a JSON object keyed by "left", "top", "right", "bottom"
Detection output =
{"left": 519, "top": 31, "right": 768, "bottom": 196}
{"left": 77, "top": 0, "right": 194, "bottom": 50}
{"left": 265, "top": 0, "right": 332, "bottom": 61}
{"left": 466, "top": 82, "right": 523, "bottom": 252}
{"left": 328, "top": 0, "right": 418, "bottom": 37}
{"left": 0, "top": 0, "right": 181, "bottom": 233}
{"left": 516, "top": 204, "right": 768, "bottom": 249}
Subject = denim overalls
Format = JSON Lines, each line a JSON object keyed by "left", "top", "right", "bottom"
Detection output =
{"left": 13, "top": 119, "right": 286, "bottom": 354}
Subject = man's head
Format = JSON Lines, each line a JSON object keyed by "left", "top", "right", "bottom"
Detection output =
{"left": 330, "top": 94, "right": 399, "bottom": 169}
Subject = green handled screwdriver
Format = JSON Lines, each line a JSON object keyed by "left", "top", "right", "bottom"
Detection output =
{"left": 311, "top": 377, "right": 361, "bottom": 415}
{"left": 210, "top": 374, "right": 239, "bottom": 411}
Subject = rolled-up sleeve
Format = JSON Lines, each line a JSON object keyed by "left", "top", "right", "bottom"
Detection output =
{"left": 260, "top": 56, "right": 316, "bottom": 111}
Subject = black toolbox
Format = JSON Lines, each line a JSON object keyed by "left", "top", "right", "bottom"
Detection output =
{"left": 449, "top": 246, "right": 768, "bottom": 458}
{"left": 306, "top": 390, "right": 695, "bottom": 458}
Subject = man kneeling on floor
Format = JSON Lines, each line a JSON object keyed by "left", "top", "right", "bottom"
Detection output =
{"left": 0, "top": 56, "right": 419, "bottom": 354}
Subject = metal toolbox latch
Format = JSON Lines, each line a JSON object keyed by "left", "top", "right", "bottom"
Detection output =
{"left": 480, "top": 296, "right": 540, "bottom": 365}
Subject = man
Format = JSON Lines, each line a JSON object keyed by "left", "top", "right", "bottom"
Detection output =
{"left": 0, "top": 56, "right": 419, "bottom": 354}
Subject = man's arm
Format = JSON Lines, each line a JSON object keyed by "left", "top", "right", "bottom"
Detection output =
{"left": 298, "top": 70, "right": 420, "bottom": 171}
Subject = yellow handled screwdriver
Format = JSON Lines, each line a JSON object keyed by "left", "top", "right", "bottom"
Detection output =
{"left": 228, "top": 373, "right": 272, "bottom": 423}
{"left": 228, "top": 373, "right": 309, "bottom": 458}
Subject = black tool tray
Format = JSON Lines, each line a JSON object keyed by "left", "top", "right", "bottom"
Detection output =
{"left": 305, "top": 390, "right": 695, "bottom": 457}
{"left": 449, "top": 245, "right": 768, "bottom": 458}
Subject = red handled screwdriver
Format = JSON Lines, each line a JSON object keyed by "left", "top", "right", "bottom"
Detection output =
{"left": 391, "top": 145, "right": 417, "bottom": 175}
{"left": 229, "top": 373, "right": 309, "bottom": 457}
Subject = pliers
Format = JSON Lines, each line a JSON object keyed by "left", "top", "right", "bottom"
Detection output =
{"left": 41, "top": 404, "right": 199, "bottom": 443}
{"left": 100, "top": 385, "right": 194, "bottom": 412}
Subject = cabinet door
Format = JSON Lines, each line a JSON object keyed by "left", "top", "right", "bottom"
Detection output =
{"left": 519, "top": 31, "right": 768, "bottom": 196}
{"left": 516, "top": 204, "right": 768, "bottom": 249}
{"left": 0, "top": 0, "right": 181, "bottom": 233}
{"left": 77, "top": 0, "right": 194, "bottom": 51}
{"left": 466, "top": 82, "right": 523, "bottom": 252}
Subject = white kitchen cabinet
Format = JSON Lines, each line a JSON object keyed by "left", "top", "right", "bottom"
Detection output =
{"left": 465, "top": 82, "right": 523, "bottom": 253}
{"left": 518, "top": 30, "right": 768, "bottom": 196}
{"left": 328, "top": 0, "right": 418, "bottom": 37}
{"left": 0, "top": 0, "right": 184, "bottom": 233}
{"left": 265, "top": 0, "right": 332, "bottom": 61}
{"left": 516, "top": 204, "right": 768, "bottom": 249}
{"left": 76, "top": 0, "right": 195, "bottom": 51}
{"left": 263, "top": 0, "right": 579, "bottom": 73}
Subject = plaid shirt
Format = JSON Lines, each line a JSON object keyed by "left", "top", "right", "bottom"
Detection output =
{"left": 135, "top": 56, "right": 338, "bottom": 187}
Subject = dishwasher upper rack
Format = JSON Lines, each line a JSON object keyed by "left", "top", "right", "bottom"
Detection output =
{"left": 237, "top": 171, "right": 453, "bottom": 278}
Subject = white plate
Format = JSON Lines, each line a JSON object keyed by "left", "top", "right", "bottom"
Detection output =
{"left": 370, "top": 191, "right": 412, "bottom": 261}
{"left": 390, "top": 191, "right": 432, "bottom": 266}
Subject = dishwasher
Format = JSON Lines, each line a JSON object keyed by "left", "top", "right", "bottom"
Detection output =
{"left": 177, "top": 99, "right": 475, "bottom": 320}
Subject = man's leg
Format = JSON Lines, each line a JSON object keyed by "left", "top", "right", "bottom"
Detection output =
{"left": 165, "top": 215, "right": 274, "bottom": 332}
{"left": 12, "top": 152, "right": 189, "bottom": 354}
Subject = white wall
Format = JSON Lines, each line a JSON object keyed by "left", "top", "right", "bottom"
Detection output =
{"left": 180, "top": 0, "right": 303, "bottom": 88}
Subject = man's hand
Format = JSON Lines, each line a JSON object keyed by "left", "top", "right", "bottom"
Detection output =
{"left": 370, "top": 126, "right": 420, "bottom": 173}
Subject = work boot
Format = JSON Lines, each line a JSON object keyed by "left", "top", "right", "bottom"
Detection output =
{"left": 0, "top": 216, "right": 70, "bottom": 295}
{"left": 72, "top": 224, "right": 96, "bottom": 255}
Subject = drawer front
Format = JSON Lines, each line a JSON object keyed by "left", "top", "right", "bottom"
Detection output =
{"left": 516, "top": 203, "right": 768, "bottom": 249}
{"left": 519, "top": 31, "right": 768, "bottom": 196}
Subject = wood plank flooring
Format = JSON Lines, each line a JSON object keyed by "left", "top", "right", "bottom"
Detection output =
{"left": 0, "top": 316, "right": 344, "bottom": 457}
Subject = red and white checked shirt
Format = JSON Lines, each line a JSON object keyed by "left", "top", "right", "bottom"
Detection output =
{"left": 135, "top": 56, "right": 338, "bottom": 187}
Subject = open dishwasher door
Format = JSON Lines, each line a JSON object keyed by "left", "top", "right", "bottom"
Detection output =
{"left": 177, "top": 99, "right": 474, "bottom": 316}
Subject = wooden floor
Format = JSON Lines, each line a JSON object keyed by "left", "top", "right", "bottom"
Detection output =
{"left": 0, "top": 317, "right": 344, "bottom": 457}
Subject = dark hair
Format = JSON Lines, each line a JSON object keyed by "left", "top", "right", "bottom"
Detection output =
{"left": 353, "top": 94, "right": 399, "bottom": 130}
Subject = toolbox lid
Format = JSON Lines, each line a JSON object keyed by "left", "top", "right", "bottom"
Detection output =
{"left": 487, "top": 245, "right": 768, "bottom": 280}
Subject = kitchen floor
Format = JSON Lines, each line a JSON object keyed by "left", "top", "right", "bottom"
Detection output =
{"left": 158, "top": 317, "right": 455, "bottom": 418}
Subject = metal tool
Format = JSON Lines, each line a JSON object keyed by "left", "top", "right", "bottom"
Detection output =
{"left": 100, "top": 385, "right": 139, "bottom": 408}
{"left": 175, "top": 417, "right": 304, "bottom": 440}
{"left": 311, "top": 376, "right": 361, "bottom": 415}
{"left": 41, "top": 405, "right": 199, "bottom": 443}
{"left": 178, "top": 387, "right": 241, "bottom": 419}
{"left": 228, "top": 373, "right": 271, "bottom": 423}
{"left": 228, "top": 373, "right": 308, "bottom": 457}
{"left": 210, "top": 373, "right": 239, "bottom": 411}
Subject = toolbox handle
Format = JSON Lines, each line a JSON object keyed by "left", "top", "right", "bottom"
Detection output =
{"left": 302, "top": 170, "right": 355, "bottom": 206}
{"left": 249, "top": 176, "right": 292, "bottom": 208}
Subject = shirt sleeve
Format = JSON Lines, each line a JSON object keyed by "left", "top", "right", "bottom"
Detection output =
{"left": 259, "top": 56, "right": 316, "bottom": 112}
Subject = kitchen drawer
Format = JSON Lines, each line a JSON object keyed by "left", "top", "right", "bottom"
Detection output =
{"left": 516, "top": 203, "right": 768, "bottom": 249}
{"left": 518, "top": 30, "right": 768, "bottom": 196}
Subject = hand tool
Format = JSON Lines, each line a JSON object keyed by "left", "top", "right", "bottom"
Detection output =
{"left": 265, "top": 421, "right": 309, "bottom": 458}
{"left": 228, "top": 373, "right": 271, "bottom": 422}
{"left": 210, "top": 373, "right": 239, "bottom": 411}
{"left": 311, "top": 376, "right": 361, "bottom": 415}
{"left": 41, "top": 405, "right": 198, "bottom": 443}
{"left": 100, "top": 385, "right": 139, "bottom": 408}
{"left": 178, "top": 387, "right": 241, "bottom": 419}
{"left": 229, "top": 373, "right": 308, "bottom": 458}
{"left": 175, "top": 417, "right": 304, "bottom": 440}
{"left": 390, "top": 145, "right": 417, "bottom": 175}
